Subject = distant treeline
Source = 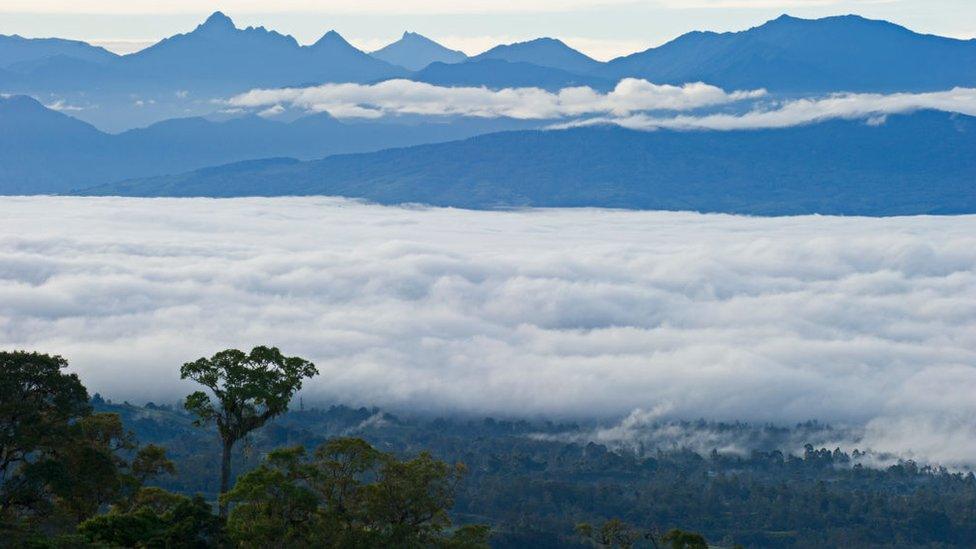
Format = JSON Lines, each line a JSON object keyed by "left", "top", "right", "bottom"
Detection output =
{"left": 4, "top": 348, "right": 975, "bottom": 548}
{"left": 2, "top": 348, "right": 710, "bottom": 548}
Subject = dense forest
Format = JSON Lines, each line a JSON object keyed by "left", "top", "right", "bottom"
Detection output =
{"left": 4, "top": 348, "right": 976, "bottom": 548}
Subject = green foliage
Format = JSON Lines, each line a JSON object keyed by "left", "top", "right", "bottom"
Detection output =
{"left": 180, "top": 346, "right": 319, "bottom": 438}
{"left": 575, "top": 519, "right": 644, "bottom": 548}
{"left": 661, "top": 529, "right": 708, "bottom": 549}
{"left": 78, "top": 487, "right": 220, "bottom": 548}
{"left": 131, "top": 444, "right": 177, "bottom": 484}
{"left": 0, "top": 351, "right": 90, "bottom": 534}
{"left": 0, "top": 351, "right": 186, "bottom": 543}
{"left": 222, "top": 437, "right": 487, "bottom": 548}
{"left": 49, "top": 413, "right": 137, "bottom": 522}
{"left": 442, "top": 524, "right": 491, "bottom": 548}
{"left": 180, "top": 345, "right": 317, "bottom": 517}
{"left": 13, "top": 350, "right": 976, "bottom": 548}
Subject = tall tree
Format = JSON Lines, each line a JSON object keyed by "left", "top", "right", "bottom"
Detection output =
{"left": 180, "top": 346, "right": 317, "bottom": 518}
{"left": 0, "top": 351, "right": 89, "bottom": 534}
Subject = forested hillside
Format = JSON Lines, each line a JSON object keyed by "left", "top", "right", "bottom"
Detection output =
{"left": 89, "top": 399, "right": 976, "bottom": 548}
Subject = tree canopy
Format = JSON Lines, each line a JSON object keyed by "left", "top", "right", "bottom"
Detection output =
{"left": 222, "top": 437, "right": 486, "bottom": 548}
{"left": 180, "top": 346, "right": 318, "bottom": 517}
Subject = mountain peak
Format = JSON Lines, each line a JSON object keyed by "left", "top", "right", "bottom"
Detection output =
{"left": 313, "top": 30, "right": 353, "bottom": 49}
{"left": 198, "top": 11, "right": 236, "bottom": 33}
{"left": 526, "top": 37, "right": 566, "bottom": 46}
{"left": 473, "top": 37, "right": 600, "bottom": 74}
{"left": 0, "top": 94, "right": 46, "bottom": 112}
{"left": 370, "top": 31, "right": 467, "bottom": 70}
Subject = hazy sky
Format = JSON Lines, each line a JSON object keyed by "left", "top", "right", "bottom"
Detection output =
{"left": 1, "top": 0, "right": 973, "bottom": 60}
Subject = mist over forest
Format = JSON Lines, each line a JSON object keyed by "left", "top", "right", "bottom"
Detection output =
{"left": 4, "top": 6, "right": 976, "bottom": 547}
{"left": 3, "top": 197, "right": 974, "bottom": 469}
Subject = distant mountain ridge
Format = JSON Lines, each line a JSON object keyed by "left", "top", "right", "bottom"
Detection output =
{"left": 0, "top": 94, "right": 543, "bottom": 194}
{"left": 117, "top": 11, "right": 403, "bottom": 90}
{"left": 2, "top": 11, "right": 405, "bottom": 93}
{"left": 3, "top": 12, "right": 973, "bottom": 95}
{"left": 371, "top": 32, "right": 467, "bottom": 71}
{"left": 80, "top": 110, "right": 976, "bottom": 216}
{"left": 0, "top": 34, "right": 118, "bottom": 67}
{"left": 2, "top": 12, "right": 976, "bottom": 130}
{"left": 473, "top": 38, "right": 602, "bottom": 74}
{"left": 598, "top": 14, "right": 976, "bottom": 91}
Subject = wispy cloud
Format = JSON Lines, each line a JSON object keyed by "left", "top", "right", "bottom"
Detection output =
{"left": 559, "top": 87, "right": 976, "bottom": 130}
{"left": 227, "top": 81, "right": 976, "bottom": 128}
{"left": 227, "top": 78, "right": 765, "bottom": 120}
{"left": 44, "top": 99, "right": 85, "bottom": 112}
{"left": 1, "top": 197, "right": 975, "bottom": 465}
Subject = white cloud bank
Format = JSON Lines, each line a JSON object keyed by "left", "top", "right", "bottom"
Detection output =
{"left": 1, "top": 197, "right": 975, "bottom": 464}
{"left": 565, "top": 87, "right": 976, "bottom": 130}
{"left": 227, "top": 78, "right": 766, "bottom": 119}
{"left": 228, "top": 80, "right": 976, "bottom": 130}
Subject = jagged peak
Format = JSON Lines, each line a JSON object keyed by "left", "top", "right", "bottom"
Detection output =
{"left": 759, "top": 13, "right": 891, "bottom": 30}
{"left": 396, "top": 31, "right": 444, "bottom": 46}
{"left": 196, "top": 11, "right": 236, "bottom": 33}
{"left": 313, "top": 30, "right": 353, "bottom": 48}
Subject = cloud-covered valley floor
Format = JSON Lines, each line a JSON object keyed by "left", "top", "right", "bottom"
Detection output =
{"left": 2, "top": 197, "right": 974, "bottom": 465}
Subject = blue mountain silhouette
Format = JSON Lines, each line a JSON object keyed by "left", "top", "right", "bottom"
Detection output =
{"left": 371, "top": 31, "right": 467, "bottom": 71}
{"left": 0, "top": 95, "right": 543, "bottom": 194}
{"left": 599, "top": 14, "right": 976, "bottom": 91}
{"left": 0, "top": 34, "right": 117, "bottom": 67}
{"left": 472, "top": 38, "right": 602, "bottom": 74}
{"left": 79, "top": 110, "right": 976, "bottom": 216}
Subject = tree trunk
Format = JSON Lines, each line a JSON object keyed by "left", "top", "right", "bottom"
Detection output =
{"left": 219, "top": 439, "right": 233, "bottom": 519}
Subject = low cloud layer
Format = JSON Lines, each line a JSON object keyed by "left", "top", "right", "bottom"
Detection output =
{"left": 228, "top": 79, "right": 976, "bottom": 130}
{"left": 565, "top": 87, "right": 976, "bottom": 130}
{"left": 227, "top": 78, "right": 765, "bottom": 119}
{"left": 1, "top": 197, "right": 975, "bottom": 464}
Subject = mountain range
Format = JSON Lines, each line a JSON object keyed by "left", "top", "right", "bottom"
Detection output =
{"left": 2, "top": 12, "right": 975, "bottom": 131}
{"left": 0, "top": 34, "right": 117, "bottom": 68}
{"left": 3, "top": 11, "right": 975, "bottom": 215}
{"left": 1, "top": 12, "right": 440, "bottom": 96}
{"left": 80, "top": 110, "right": 976, "bottom": 216}
{"left": 0, "top": 94, "right": 543, "bottom": 194}
{"left": 597, "top": 14, "right": 976, "bottom": 92}
{"left": 3, "top": 12, "right": 974, "bottom": 103}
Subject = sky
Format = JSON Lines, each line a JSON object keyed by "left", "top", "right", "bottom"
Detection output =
{"left": 0, "top": 0, "right": 973, "bottom": 60}
{"left": 2, "top": 196, "right": 975, "bottom": 465}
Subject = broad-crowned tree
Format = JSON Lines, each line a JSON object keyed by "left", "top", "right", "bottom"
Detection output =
{"left": 0, "top": 351, "right": 177, "bottom": 539}
{"left": 0, "top": 351, "right": 89, "bottom": 533}
{"left": 180, "top": 346, "right": 317, "bottom": 518}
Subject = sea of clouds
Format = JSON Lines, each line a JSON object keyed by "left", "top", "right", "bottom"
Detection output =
{"left": 1, "top": 197, "right": 975, "bottom": 464}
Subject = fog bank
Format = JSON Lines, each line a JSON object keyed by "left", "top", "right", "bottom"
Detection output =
{"left": 1, "top": 197, "right": 974, "bottom": 462}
